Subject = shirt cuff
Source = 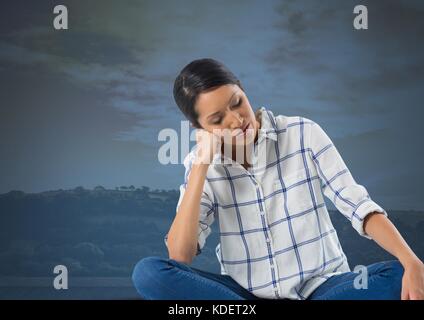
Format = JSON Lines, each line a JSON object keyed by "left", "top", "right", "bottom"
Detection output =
{"left": 351, "top": 199, "right": 388, "bottom": 240}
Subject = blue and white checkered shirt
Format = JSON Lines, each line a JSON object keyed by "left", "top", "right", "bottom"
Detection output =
{"left": 165, "top": 106, "right": 388, "bottom": 300}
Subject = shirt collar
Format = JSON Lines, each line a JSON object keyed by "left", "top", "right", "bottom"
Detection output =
{"left": 257, "top": 106, "right": 278, "bottom": 142}
{"left": 211, "top": 106, "right": 279, "bottom": 166}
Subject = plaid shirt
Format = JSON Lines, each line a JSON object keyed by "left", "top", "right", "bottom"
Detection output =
{"left": 165, "top": 107, "right": 387, "bottom": 300}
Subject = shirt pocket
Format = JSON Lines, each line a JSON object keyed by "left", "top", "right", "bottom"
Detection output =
{"left": 273, "top": 168, "right": 315, "bottom": 215}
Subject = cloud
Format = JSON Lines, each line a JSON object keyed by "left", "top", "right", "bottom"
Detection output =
{"left": 266, "top": 0, "right": 424, "bottom": 117}
{"left": 0, "top": 0, "right": 423, "bottom": 209}
{"left": 72, "top": 242, "right": 105, "bottom": 262}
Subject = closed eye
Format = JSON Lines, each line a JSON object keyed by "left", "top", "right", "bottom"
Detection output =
{"left": 231, "top": 98, "right": 242, "bottom": 109}
{"left": 211, "top": 98, "right": 243, "bottom": 125}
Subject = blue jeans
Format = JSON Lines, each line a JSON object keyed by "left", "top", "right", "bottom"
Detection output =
{"left": 131, "top": 256, "right": 403, "bottom": 300}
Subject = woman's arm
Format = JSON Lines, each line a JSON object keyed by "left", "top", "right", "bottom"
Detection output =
{"left": 307, "top": 119, "right": 424, "bottom": 299}
{"left": 363, "top": 212, "right": 424, "bottom": 300}
{"left": 166, "top": 129, "right": 220, "bottom": 264}
{"left": 167, "top": 163, "right": 210, "bottom": 264}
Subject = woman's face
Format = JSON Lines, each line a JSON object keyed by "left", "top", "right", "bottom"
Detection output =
{"left": 194, "top": 84, "right": 259, "bottom": 146}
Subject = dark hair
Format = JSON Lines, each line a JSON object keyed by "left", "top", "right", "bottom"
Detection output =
{"left": 173, "top": 58, "right": 244, "bottom": 128}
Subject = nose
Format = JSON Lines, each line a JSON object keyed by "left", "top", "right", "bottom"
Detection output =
{"left": 229, "top": 111, "right": 243, "bottom": 129}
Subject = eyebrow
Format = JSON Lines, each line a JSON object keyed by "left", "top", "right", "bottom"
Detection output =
{"left": 206, "top": 92, "right": 237, "bottom": 120}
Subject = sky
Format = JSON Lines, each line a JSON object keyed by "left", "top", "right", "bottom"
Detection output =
{"left": 1, "top": 0, "right": 423, "bottom": 210}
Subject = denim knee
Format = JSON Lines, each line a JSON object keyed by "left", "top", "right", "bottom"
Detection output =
{"left": 131, "top": 256, "right": 169, "bottom": 299}
{"left": 379, "top": 260, "right": 404, "bottom": 299}
{"left": 381, "top": 260, "right": 404, "bottom": 280}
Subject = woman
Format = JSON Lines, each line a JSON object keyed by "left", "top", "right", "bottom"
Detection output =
{"left": 132, "top": 58, "right": 424, "bottom": 300}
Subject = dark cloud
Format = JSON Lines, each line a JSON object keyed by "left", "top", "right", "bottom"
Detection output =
{"left": 267, "top": 0, "right": 424, "bottom": 98}
{"left": 0, "top": 0, "right": 422, "bottom": 210}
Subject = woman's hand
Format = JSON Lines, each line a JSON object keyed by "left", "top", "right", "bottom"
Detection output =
{"left": 401, "top": 258, "right": 424, "bottom": 300}
{"left": 362, "top": 212, "right": 424, "bottom": 300}
{"left": 193, "top": 129, "right": 222, "bottom": 165}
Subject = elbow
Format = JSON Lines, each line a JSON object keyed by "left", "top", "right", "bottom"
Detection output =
{"left": 363, "top": 211, "right": 387, "bottom": 234}
{"left": 167, "top": 244, "right": 196, "bottom": 265}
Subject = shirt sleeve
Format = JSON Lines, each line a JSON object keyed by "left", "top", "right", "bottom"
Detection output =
{"left": 307, "top": 119, "right": 388, "bottom": 240}
{"left": 164, "top": 152, "right": 216, "bottom": 256}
